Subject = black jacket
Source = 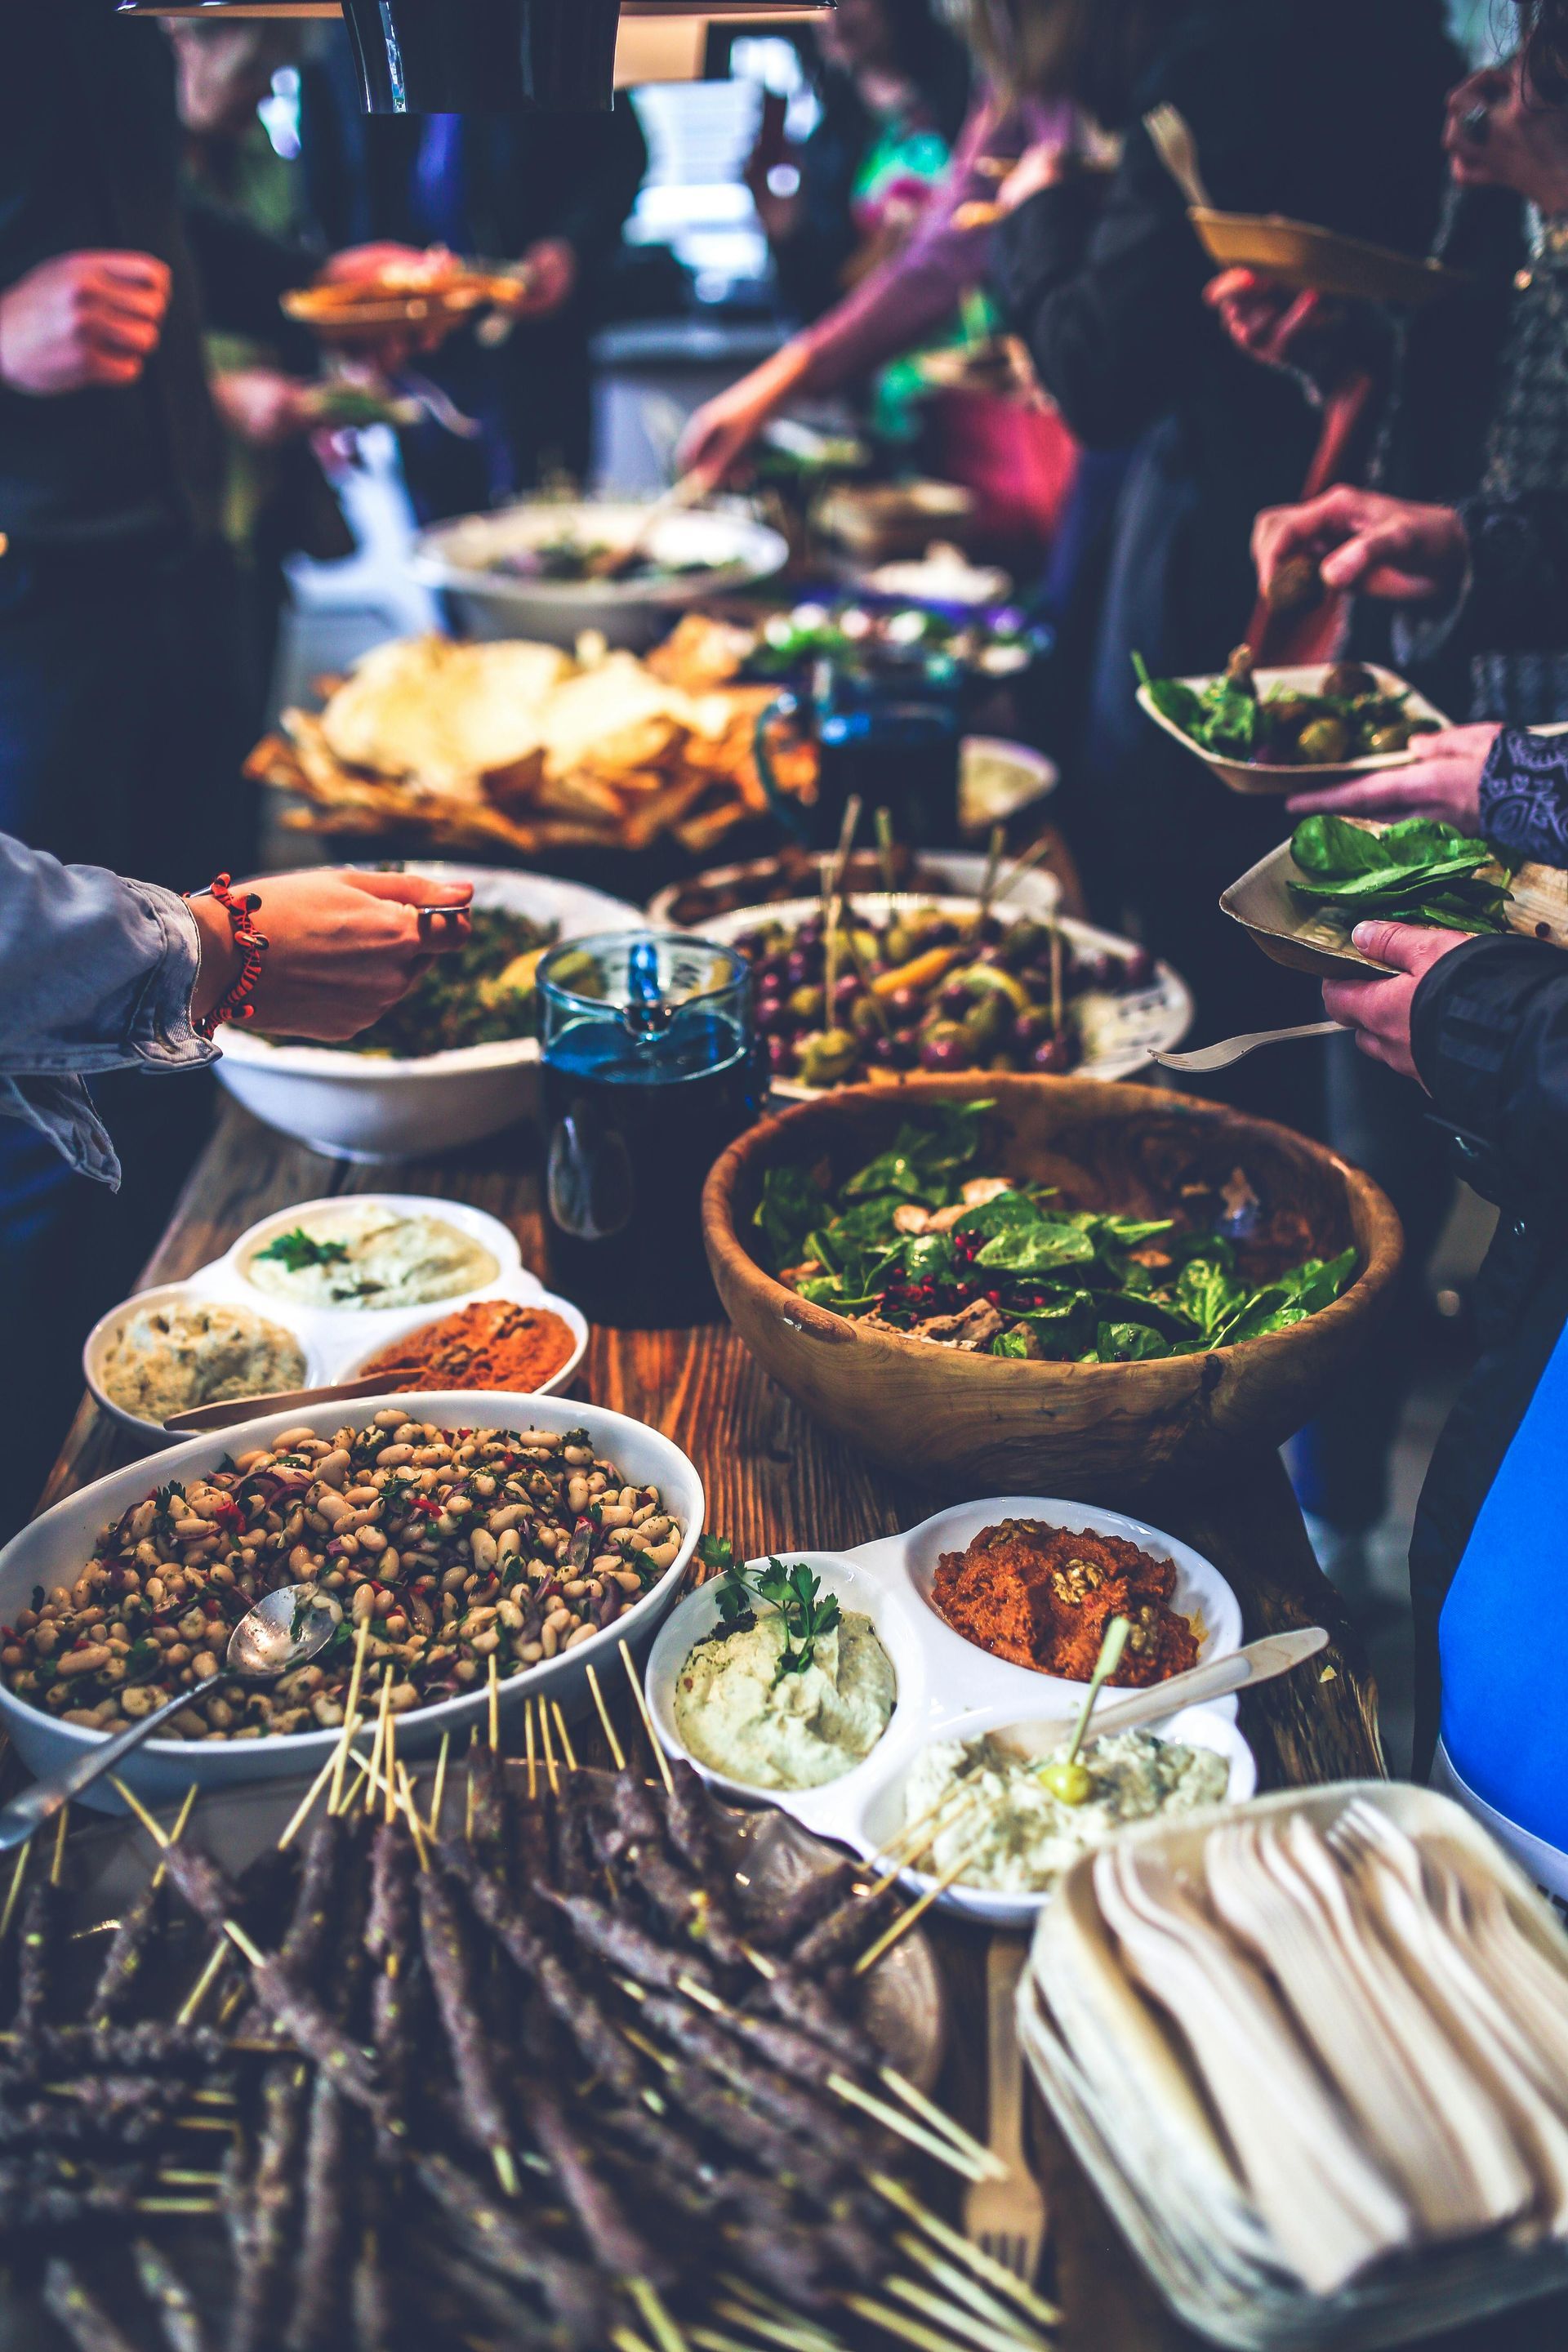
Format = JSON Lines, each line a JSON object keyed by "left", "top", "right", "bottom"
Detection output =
{"left": 988, "top": 0, "right": 1459, "bottom": 670}
{"left": 1408, "top": 933, "right": 1568, "bottom": 1770}
{"left": 0, "top": 1, "right": 311, "bottom": 555}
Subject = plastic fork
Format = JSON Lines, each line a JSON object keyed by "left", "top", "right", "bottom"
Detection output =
{"left": 961, "top": 1937, "right": 1049, "bottom": 2285}
{"left": 1153, "top": 1021, "right": 1341, "bottom": 1073}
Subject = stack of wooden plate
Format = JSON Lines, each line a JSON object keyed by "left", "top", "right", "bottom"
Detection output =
{"left": 1018, "top": 1782, "right": 1568, "bottom": 2346}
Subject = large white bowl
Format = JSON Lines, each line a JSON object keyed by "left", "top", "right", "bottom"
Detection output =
{"left": 214, "top": 864, "right": 644, "bottom": 1160}
{"left": 412, "top": 500, "right": 789, "bottom": 648}
{"left": 0, "top": 1391, "right": 704, "bottom": 1808}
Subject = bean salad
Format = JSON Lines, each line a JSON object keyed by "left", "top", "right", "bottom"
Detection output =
{"left": 0, "top": 1415, "right": 684, "bottom": 1740}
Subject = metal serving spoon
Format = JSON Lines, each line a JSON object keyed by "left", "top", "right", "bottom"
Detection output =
{"left": 1153, "top": 1020, "right": 1343, "bottom": 1074}
{"left": 0, "top": 1584, "right": 342, "bottom": 1851}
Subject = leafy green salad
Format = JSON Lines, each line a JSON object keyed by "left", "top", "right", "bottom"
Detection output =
{"left": 753, "top": 1104, "right": 1357, "bottom": 1363}
{"left": 1287, "top": 813, "right": 1511, "bottom": 934}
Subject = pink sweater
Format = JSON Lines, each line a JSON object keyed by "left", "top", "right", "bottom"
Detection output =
{"left": 796, "top": 88, "right": 1078, "bottom": 390}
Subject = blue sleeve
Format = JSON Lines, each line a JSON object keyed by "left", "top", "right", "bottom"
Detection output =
{"left": 1478, "top": 726, "right": 1568, "bottom": 868}
{"left": 0, "top": 835, "right": 216, "bottom": 1187}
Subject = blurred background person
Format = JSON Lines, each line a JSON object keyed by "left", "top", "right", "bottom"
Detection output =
{"left": 298, "top": 28, "right": 648, "bottom": 517}
{"left": 746, "top": 0, "right": 972, "bottom": 446}
{"left": 172, "top": 16, "right": 355, "bottom": 741}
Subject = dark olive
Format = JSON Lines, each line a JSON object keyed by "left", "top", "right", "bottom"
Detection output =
{"left": 920, "top": 1023, "right": 973, "bottom": 1072}
{"left": 1031, "top": 1035, "right": 1073, "bottom": 1072}
{"left": 1321, "top": 662, "right": 1378, "bottom": 701}
{"left": 1297, "top": 715, "right": 1351, "bottom": 763}
{"left": 1265, "top": 552, "right": 1322, "bottom": 613}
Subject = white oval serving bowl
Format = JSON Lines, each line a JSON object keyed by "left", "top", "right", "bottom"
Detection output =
{"left": 214, "top": 864, "right": 644, "bottom": 1160}
{"left": 84, "top": 1194, "right": 585, "bottom": 1450}
{"left": 694, "top": 895, "right": 1193, "bottom": 1089}
{"left": 645, "top": 845, "right": 1062, "bottom": 931}
{"left": 0, "top": 1389, "right": 703, "bottom": 1807}
{"left": 412, "top": 501, "right": 790, "bottom": 648}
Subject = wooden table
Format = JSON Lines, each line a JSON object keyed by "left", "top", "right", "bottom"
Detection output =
{"left": 35, "top": 1103, "right": 1550, "bottom": 2352}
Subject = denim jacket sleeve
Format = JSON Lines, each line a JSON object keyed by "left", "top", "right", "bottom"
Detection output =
{"left": 0, "top": 835, "right": 216, "bottom": 1187}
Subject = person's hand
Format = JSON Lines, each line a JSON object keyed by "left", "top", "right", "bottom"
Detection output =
{"left": 1321, "top": 920, "right": 1469, "bottom": 1081}
{"left": 0, "top": 252, "right": 171, "bottom": 396}
{"left": 1253, "top": 484, "right": 1468, "bottom": 606}
{"left": 507, "top": 238, "right": 577, "bottom": 318}
{"left": 1445, "top": 56, "right": 1568, "bottom": 214}
{"left": 1287, "top": 721, "right": 1501, "bottom": 822}
{"left": 995, "top": 141, "right": 1071, "bottom": 213}
{"left": 189, "top": 868, "right": 474, "bottom": 1040}
{"left": 676, "top": 343, "right": 813, "bottom": 493}
{"left": 211, "top": 368, "right": 316, "bottom": 448}
{"left": 1203, "top": 267, "right": 1347, "bottom": 374}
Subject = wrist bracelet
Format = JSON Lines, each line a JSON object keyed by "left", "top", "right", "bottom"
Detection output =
{"left": 189, "top": 874, "right": 270, "bottom": 1037}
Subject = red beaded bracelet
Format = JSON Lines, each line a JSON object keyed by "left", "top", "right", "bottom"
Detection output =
{"left": 189, "top": 874, "right": 270, "bottom": 1037}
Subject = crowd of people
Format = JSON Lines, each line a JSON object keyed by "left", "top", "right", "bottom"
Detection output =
{"left": 4, "top": 0, "right": 1568, "bottom": 1877}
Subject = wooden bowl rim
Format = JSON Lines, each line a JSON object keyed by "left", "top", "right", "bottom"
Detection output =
{"left": 702, "top": 1074, "right": 1403, "bottom": 1379}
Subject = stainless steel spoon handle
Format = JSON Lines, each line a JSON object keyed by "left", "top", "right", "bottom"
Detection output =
{"left": 1153, "top": 1021, "right": 1342, "bottom": 1074}
{"left": 0, "top": 1673, "right": 225, "bottom": 1851}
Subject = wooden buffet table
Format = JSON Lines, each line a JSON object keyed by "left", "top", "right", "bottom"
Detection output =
{"left": 33, "top": 1103, "right": 1554, "bottom": 2352}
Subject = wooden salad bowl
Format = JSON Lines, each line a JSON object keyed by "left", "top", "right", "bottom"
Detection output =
{"left": 702, "top": 1076, "right": 1402, "bottom": 1499}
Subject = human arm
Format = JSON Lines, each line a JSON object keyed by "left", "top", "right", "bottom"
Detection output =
{"left": 0, "top": 252, "right": 171, "bottom": 395}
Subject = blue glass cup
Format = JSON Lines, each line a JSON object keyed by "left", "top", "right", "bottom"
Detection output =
{"left": 537, "top": 933, "right": 758, "bottom": 1329}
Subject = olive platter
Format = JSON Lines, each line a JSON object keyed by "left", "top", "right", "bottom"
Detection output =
{"left": 1136, "top": 657, "right": 1452, "bottom": 799}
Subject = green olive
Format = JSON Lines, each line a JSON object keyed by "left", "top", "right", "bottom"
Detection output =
{"left": 788, "top": 983, "right": 825, "bottom": 1022}
{"left": 1297, "top": 715, "right": 1350, "bottom": 763}
{"left": 798, "top": 1028, "right": 860, "bottom": 1086}
{"left": 884, "top": 924, "right": 915, "bottom": 967}
{"left": 1041, "top": 1759, "right": 1094, "bottom": 1806}
{"left": 1365, "top": 723, "right": 1411, "bottom": 756}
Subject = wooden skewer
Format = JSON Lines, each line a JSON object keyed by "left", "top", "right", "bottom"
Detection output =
{"left": 151, "top": 1785, "right": 198, "bottom": 1886}
{"left": 111, "top": 1780, "right": 170, "bottom": 1847}
{"left": 525, "top": 1697, "right": 538, "bottom": 1801}
{"left": 826, "top": 2074, "right": 988, "bottom": 2182}
{"left": 976, "top": 822, "right": 1007, "bottom": 928}
{"left": 895, "top": 2236, "right": 1053, "bottom": 2344}
{"left": 620, "top": 1640, "right": 673, "bottom": 1795}
{"left": 383, "top": 1706, "right": 399, "bottom": 1829}
{"left": 861, "top": 1788, "right": 985, "bottom": 1902}
{"left": 626, "top": 2277, "right": 690, "bottom": 2352}
{"left": 988, "top": 833, "right": 1057, "bottom": 915}
{"left": 396, "top": 1762, "right": 430, "bottom": 1873}
{"left": 366, "top": 1667, "right": 394, "bottom": 1815}
{"left": 466, "top": 1729, "right": 478, "bottom": 1841}
{"left": 488, "top": 1650, "right": 501, "bottom": 1752}
{"left": 878, "top": 2069, "right": 1009, "bottom": 2182}
{"left": 712, "top": 2287, "right": 847, "bottom": 2350}
{"left": 427, "top": 1728, "right": 451, "bottom": 1839}
{"left": 853, "top": 1842, "right": 986, "bottom": 1975}
{"left": 280, "top": 1748, "right": 341, "bottom": 1850}
{"left": 875, "top": 805, "right": 897, "bottom": 895}
{"left": 841, "top": 2292, "right": 1004, "bottom": 2352}
{"left": 176, "top": 1942, "right": 229, "bottom": 2029}
{"left": 1049, "top": 921, "right": 1064, "bottom": 1045}
{"left": 49, "top": 1802, "right": 69, "bottom": 1887}
{"left": 0, "top": 1841, "right": 30, "bottom": 1942}
{"left": 538, "top": 1695, "right": 561, "bottom": 1797}
{"left": 586, "top": 1662, "right": 626, "bottom": 1771}
{"left": 612, "top": 2329, "right": 658, "bottom": 2352}
{"left": 873, "top": 2177, "right": 1061, "bottom": 2331}
{"left": 332, "top": 1613, "right": 372, "bottom": 1812}
{"left": 551, "top": 1701, "right": 579, "bottom": 1772}
{"left": 883, "top": 2276, "right": 1045, "bottom": 2352}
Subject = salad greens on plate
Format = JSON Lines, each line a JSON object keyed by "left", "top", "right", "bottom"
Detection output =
{"left": 1287, "top": 814, "right": 1511, "bottom": 935}
{"left": 754, "top": 1103, "right": 1357, "bottom": 1363}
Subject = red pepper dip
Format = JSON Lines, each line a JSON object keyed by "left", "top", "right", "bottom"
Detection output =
{"left": 359, "top": 1299, "right": 576, "bottom": 1394}
{"left": 931, "top": 1518, "right": 1199, "bottom": 1685}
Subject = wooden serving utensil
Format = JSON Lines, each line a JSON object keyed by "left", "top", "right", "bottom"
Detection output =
{"left": 163, "top": 1373, "right": 408, "bottom": 1436}
{"left": 998, "top": 1626, "right": 1330, "bottom": 1761}
{"left": 583, "top": 474, "right": 707, "bottom": 581}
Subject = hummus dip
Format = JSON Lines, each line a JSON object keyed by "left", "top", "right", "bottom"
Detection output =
{"left": 675, "top": 1609, "right": 896, "bottom": 1790}
{"left": 906, "top": 1728, "right": 1228, "bottom": 1895}
{"left": 244, "top": 1203, "right": 498, "bottom": 1312}
{"left": 100, "top": 1300, "right": 306, "bottom": 1424}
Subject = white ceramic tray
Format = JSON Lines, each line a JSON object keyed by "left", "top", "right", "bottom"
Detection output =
{"left": 83, "top": 1192, "right": 587, "bottom": 1447}
{"left": 0, "top": 1389, "right": 702, "bottom": 1808}
{"left": 694, "top": 894, "right": 1193, "bottom": 1090}
{"left": 647, "top": 1494, "right": 1246, "bottom": 1930}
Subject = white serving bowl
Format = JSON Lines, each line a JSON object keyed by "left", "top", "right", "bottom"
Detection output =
{"left": 83, "top": 1283, "right": 331, "bottom": 1445}
{"left": 214, "top": 865, "right": 644, "bottom": 1160}
{"left": 0, "top": 1391, "right": 703, "bottom": 1807}
{"left": 412, "top": 500, "right": 789, "bottom": 648}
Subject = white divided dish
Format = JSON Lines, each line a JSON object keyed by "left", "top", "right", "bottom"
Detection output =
{"left": 0, "top": 1391, "right": 703, "bottom": 1808}
{"left": 647, "top": 1495, "right": 1246, "bottom": 1928}
{"left": 83, "top": 1194, "right": 586, "bottom": 1446}
{"left": 693, "top": 895, "right": 1193, "bottom": 1088}
{"left": 214, "top": 864, "right": 645, "bottom": 1160}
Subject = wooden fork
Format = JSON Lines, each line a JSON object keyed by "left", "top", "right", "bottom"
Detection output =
{"left": 962, "top": 1936, "right": 1049, "bottom": 2283}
